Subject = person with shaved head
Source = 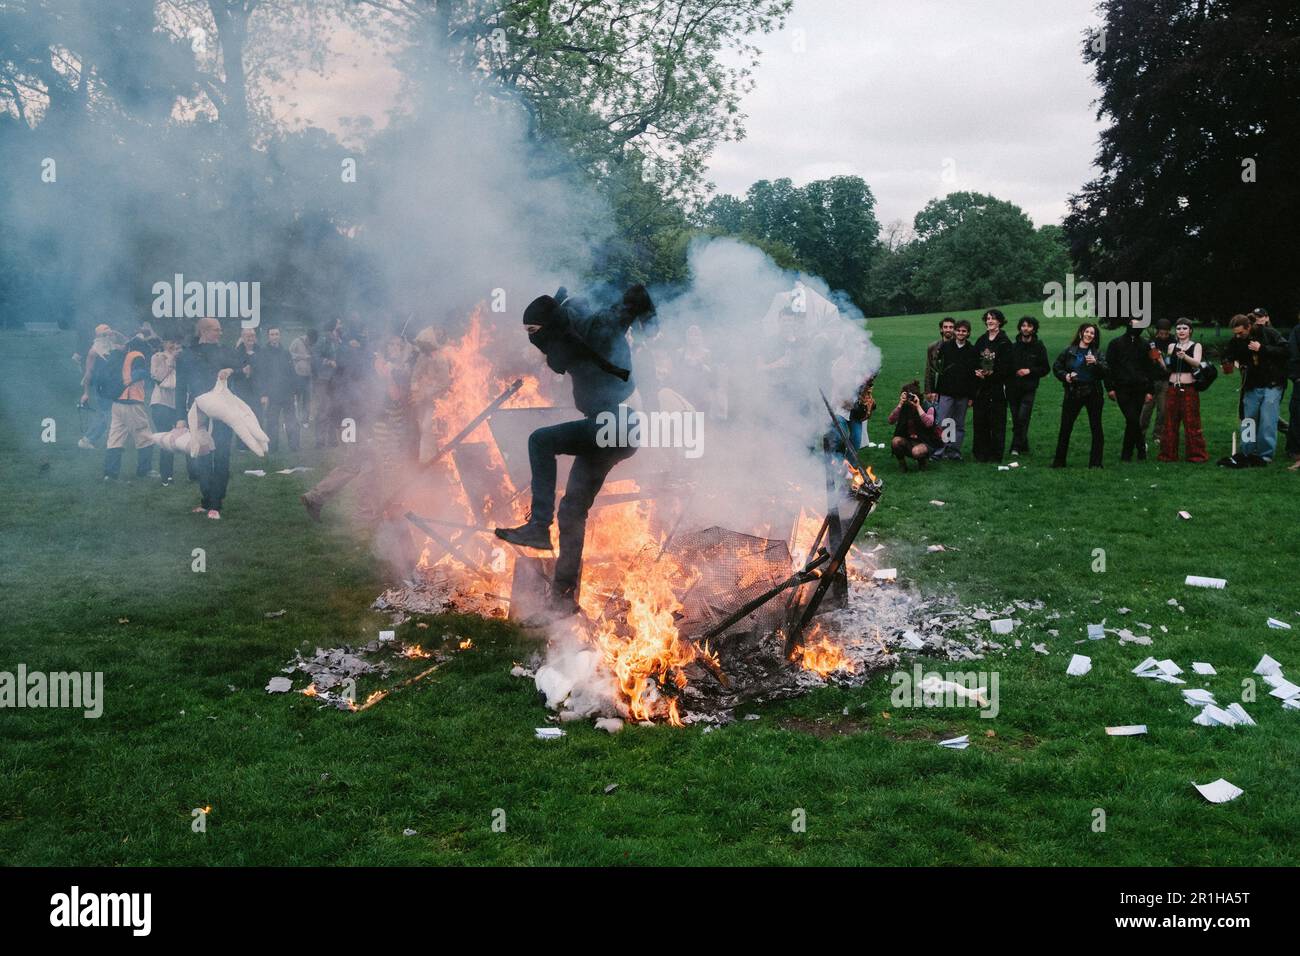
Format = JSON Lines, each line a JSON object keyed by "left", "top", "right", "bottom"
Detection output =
{"left": 174, "top": 317, "right": 241, "bottom": 519}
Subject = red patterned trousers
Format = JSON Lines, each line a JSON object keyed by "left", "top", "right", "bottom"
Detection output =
{"left": 1159, "top": 385, "right": 1208, "bottom": 462}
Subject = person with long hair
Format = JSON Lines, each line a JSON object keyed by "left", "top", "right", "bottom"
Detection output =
{"left": 1157, "top": 318, "right": 1208, "bottom": 462}
{"left": 1051, "top": 323, "right": 1108, "bottom": 468}
{"left": 971, "top": 308, "right": 1013, "bottom": 462}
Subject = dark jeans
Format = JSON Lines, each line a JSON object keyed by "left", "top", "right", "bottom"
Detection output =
{"left": 150, "top": 404, "right": 175, "bottom": 480}
{"left": 1113, "top": 386, "right": 1148, "bottom": 460}
{"left": 971, "top": 385, "right": 1007, "bottom": 462}
{"left": 1053, "top": 386, "right": 1105, "bottom": 467}
{"left": 264, "top": 399, "right": 300, "bottom": 452}
{"left": 1006, "top": 386, "right": 1038, "bottom": 454}
{"left": 293, "top": 377, "right": 311, "bottom": 424}
{"left": 197, "top": 421, "right": 234, "bottom": 511}
{"left": 527, "top": 416, "right": 636, "bottom": 599}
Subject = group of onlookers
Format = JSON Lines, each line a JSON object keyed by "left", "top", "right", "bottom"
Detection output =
{"left": 890, "top": 307, "right": 1300, "bottom": 471}
{"left": 74, "top": 315, "right": 387, "bottom": 518}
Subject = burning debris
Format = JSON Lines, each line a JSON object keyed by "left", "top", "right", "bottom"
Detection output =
{"left": 267, "top": 634, "right": 462, "bottom": 712}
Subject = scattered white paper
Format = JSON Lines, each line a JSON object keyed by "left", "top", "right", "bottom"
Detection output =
{"left": 926, "top": 544, "right": 946, "bottom": 553}
{"left": 534, "top": 727, "right": 565, "bottom": 740}
{"left": 929, "top": 500, "right": 945, "bottom": 507}
{"left": 997, "top": 465, "right": 1010, "bottom": 471}
{"left": 1182, "top": 688, "right": 1216, "bottom": 706}
{"left": 990, "top": 619, "right": 1014, "bottom": 635}
{"left": 378, "top": 630, "right": 395, "bottom": 642}
{"left": 1267, "top": 618, "right": 1293, "bottom": 630}
{"left": 938, "top": 735, "right": 969, "bottom": 749}
{"left": 917, "top": 675, "right": 988, "bottom": 707}
{"left": 1178, "top": 510, "right": 1192, "bottom": 520}
{"left": 1254, "top": 654, "right": 1283, "bottom": 676}
{"left": 900, "top": 631, "right": 925, "bottom": 650}
{"left": 1185, "top": 575, "right": 1227, "bottom": 589}
{"left": 1067, "top": 654, "right": 1092, "bottom": 676}
{"left": 1226, "top": 703, "right": 1255, "bottom": 726}
{"left": 1156, "top": 659, "right": 1183, "bottom": 676}
{"left": 1267, "top": 679, "right": 1300, "bottom": 701}
{"left": 594, "top": 717, "right": 624, "bottom": 734}
{"left": 1132, "top": 656, "right": 1159, "bottom": 675}
{"left": 1031, "top": 643, "right": 1049, "bottom": 655}
{"left": 1191, "top": 662, "right": 1217, "bottom": 675}
{"left": 1008, "top": 461, "right": 1020, "bottom": 468}
{"left": 275, "top": 466, "right": 313, "bottom": 475}
{"left": 1119, "top": 632, "right": 1153, "bottom": 646}
{"left": 1193, "top": 778, "right": 1243, "bottom": 804}
{"left": 872, "top": 568, "right": 898, "bottom": 582}
{"left": 265, "top": 676, "right": 292, "bottom": 693}
{"left": 1106, "top": 724, "right": 1148, "bottom": 736}
{"left": 1087, "top": 623, "right": 1105, "bottom": 640}
{"left": 243, "top": 469, "right": 266, "bottom": 477}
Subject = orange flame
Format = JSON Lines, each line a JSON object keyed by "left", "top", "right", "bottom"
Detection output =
{"left": 794, "top": 627, "right": 855, "bottom": 677}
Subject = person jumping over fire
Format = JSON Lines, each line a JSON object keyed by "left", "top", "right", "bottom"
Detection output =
{"left": 494, "top": 284, "right": 656, "bottom": 619}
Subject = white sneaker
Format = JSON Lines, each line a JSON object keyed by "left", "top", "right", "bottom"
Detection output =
{"left": 207, "top": 510, "right": 221, "bottom": 520}
{"left": 78, "top": 438, "right": 93, "bottom": 450}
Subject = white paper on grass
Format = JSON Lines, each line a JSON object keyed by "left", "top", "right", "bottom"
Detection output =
{"left": 916, "top": 676, "right": 989, "bottom": 707}
{"left": 1193, "top": 704, "right": 1237, "bottom": 727}
{"left": 872, "top": 568, "right": 898, "bottom": 582}
{"left": 990, "top": 619, "right": 1014, "bottom": 635}
{"left": 1178, "top": 510, "right": 1192, "bottom": 520}
{"left": 938, "top": 735, "right": 969, "bottom": 749}
{"left": 1267, "top": 617, "right": 1293, "bottom": 630}
{"left": 1157, "top": 659, "right": 1183, "bottom": 676}
{"left": 1226, "top": 703, "right": 1255, "bottom": 726}
{"left": 1185, "top": 575, "right": 1227, "bottom": 589}
{"left": 1087, "top": 623, "right": 1105, "bottom": 640}
{"left": 265, "top": 676, "right": 292, "bottom": 693}
{"left": 534, "top": 727, "right": 565, "bottom": 740}
{"left": 1193, "top": 778, "right": 1243, "bottom": 804}
{"left": 1267, "top": 679, "right": 1300, "bottom": 701}
{"left": 900, "top": 631, "right": 925, "bottom": 650}
{"left": 1191, "top": 662, "right": 1217, "bottom": 675}
{"left": 1132, "top": 656, "right": 1159, "bottom": 675}
{"left": 1284, "top": 698, "right": 1300, "bottom": 711}
{"left": 244, "top": 469, "right": 266, "bottom": 477}
{"left": 1253, "top": 654, "right": 1282, "bottom": 676}
{"left": 1106, "top": 725, "right": 1148, "bottom": 736}
{"left": 378, "top": 630, "right": 395, "bottom": 642}
{"left": 1067, "top": 654, "right": 1092, "bottom": 676}
{"left": 1182, "top": 688, "right": 1216, "bottom": 706}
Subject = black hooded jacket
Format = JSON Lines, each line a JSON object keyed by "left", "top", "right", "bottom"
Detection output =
{"left": 527, "top": 294, "right": 635, "bottom": 416}
{"left": 1104, "top": 328, "right": 1160, "bottom": 391}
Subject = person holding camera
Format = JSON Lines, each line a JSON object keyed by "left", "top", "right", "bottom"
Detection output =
{"left": 888, "top": 381, "right": 941, "bottom": 472}
{"left": 1157, "top": 318, "right": 1208, "bottom": 463}
{"left": 1051, "top": 323, "right": 1108, "bottom": 469}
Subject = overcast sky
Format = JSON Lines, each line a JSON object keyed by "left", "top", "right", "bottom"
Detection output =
{"left": 707, "top": 0, "right": 1107, "bottom": 227}
{"left": 287, "top": 0, "right": 1106, "bottom": 228}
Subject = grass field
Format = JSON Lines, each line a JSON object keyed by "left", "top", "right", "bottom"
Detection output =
{"left": 1, "top": 304, "right": 1297, "bottom": 866}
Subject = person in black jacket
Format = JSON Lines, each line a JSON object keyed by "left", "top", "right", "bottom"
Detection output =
{"left": 256, "top": 328, "right": 300, "bottom": 453}
{"left": 1287, "top": 320, "right": 1300, "bottom": 463}
{"left": 495, "top": 285, "right": 655, "bottom": 619}
{"left": 1051, "top": 323, "right": 1109, "bottom": 469}
{"left": 1222, "top": 312, "right": 1289, "bottom": 462}
{"left": 1006, "top": 316, "right": 1050, "bottom": 456}
{"left": 174, "top": 317, "right": 241, "bottom": 518}
{"left": 932, "top": 319, "right": 977, "bottom": 460}
{"left": 971, "top": 308, "right": 1013, "bottom": 462}
{"left": 1104, "top": 318, "right": 1161, "bottom": 462}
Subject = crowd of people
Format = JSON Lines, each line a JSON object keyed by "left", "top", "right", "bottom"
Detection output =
{"left": 73, "top": 315, "right": 401, "bottom": 519}
{"left": 891, "top": 307, "right": 1300, "bottom": 472}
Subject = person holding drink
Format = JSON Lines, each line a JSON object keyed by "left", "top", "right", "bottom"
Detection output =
{"left": 1051, "top": 323, "right": 1109, "bottom": 468}
{"left": 1157, "top": 318, "right": 1208, "bottom": 462}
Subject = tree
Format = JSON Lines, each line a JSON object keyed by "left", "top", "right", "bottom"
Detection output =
{"left": 907, "top": 192, "right": 1065, "bottom": 312}
{"left": 353, "top": 0, "right": 793, "bottom": 207}
{"left": 1065, "top": 0, "right": 1300, "bottom": 322}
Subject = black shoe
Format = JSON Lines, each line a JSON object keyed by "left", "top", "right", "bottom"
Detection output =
{"left": 495, "top": 522, "right": 553, "bottom": 550}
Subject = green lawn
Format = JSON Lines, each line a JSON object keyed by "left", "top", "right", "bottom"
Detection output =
{"left": 1, "top": 310, "right": 1297, "bottom": 866}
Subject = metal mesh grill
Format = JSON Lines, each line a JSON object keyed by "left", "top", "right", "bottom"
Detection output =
{"left": 668, "top": 527, "right": 794, "bottom": 641}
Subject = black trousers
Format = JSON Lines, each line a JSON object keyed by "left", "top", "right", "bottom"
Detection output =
{"left": 1113, "top": 386, "right": 1147, "bottom": 460}
{"left": 1006, "top": 386, "right": 1038, "bottom": 454}
{"left": 197, "top": 421, "right": 234, "bottom": 511}
{"left": 265, "top": 398, "right": 300, "bottom": 452}
{"left": 1053, "top": 387, "right": 1104, "bottom": 467}
{"left": 972, "top": 385, "right": 1007, "bottom": 462}
{"left": 527, "top": 416, "right": 635, "bottom": 599}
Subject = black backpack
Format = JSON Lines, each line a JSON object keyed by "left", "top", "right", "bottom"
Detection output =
{"left": 1193, "top": 360, "right": 1217, "bottom": 392}
{"left": 92, "top": 348, "right": 126, "bottom": 402}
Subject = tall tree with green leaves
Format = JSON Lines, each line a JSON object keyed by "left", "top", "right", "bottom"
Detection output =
{"left": 1064, "top": 0, "right": 1300, "bottom": 321}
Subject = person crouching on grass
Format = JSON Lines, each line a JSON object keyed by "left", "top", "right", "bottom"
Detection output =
{"left": 888, "top": 381, "right": 941, "bottom": 471}
{"left": 1051, "top": 322, "right": 1108, "bottom": 469}
{"left": 1158, "top": 318, "right": 1208, "bottom": 463}
{"left": 495, "top": 285, "right": 656, "bottom": 621}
